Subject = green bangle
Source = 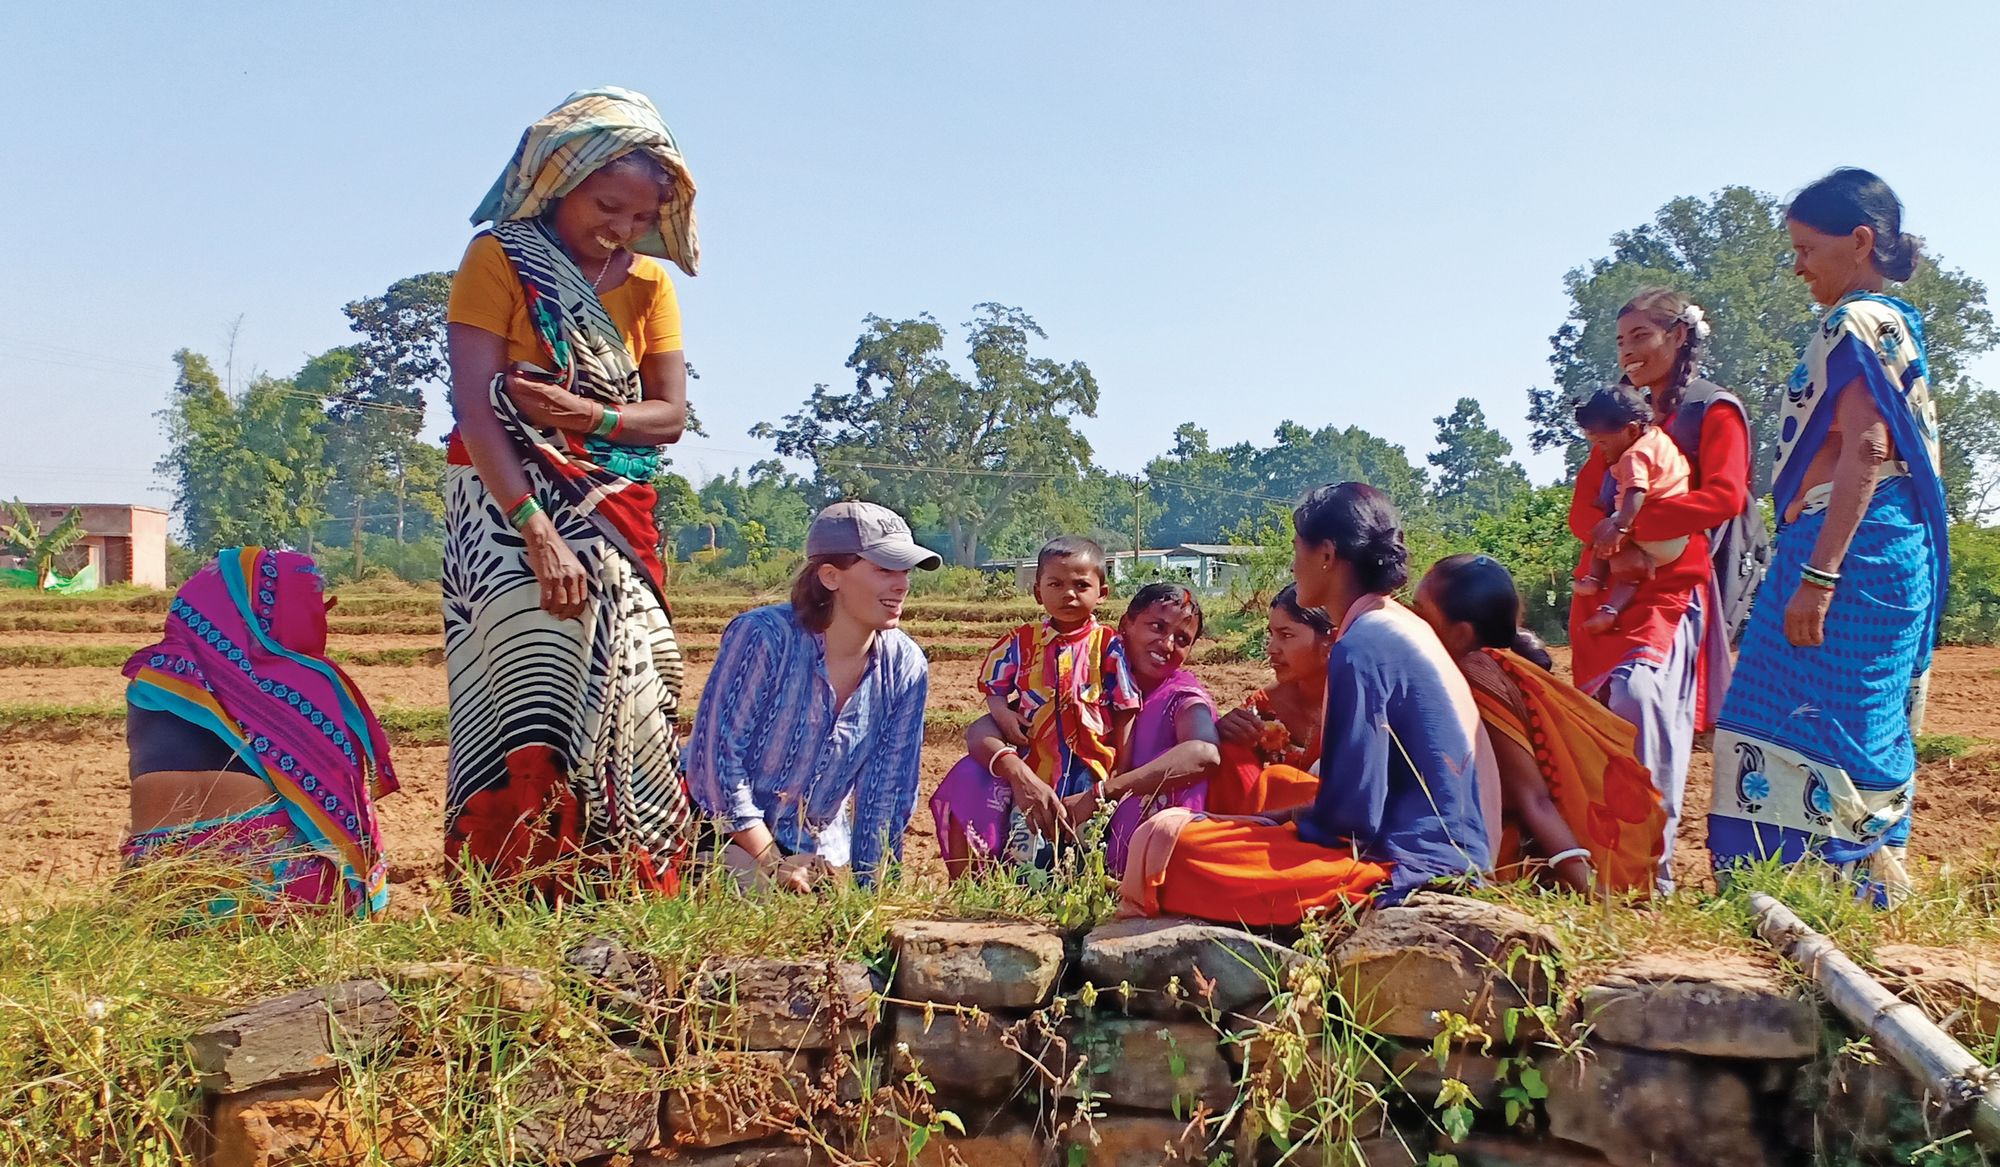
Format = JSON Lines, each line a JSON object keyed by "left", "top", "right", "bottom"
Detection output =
{"left": 592, "top": 406, "right": 620, "bottom": 437}
{"left": 507, "top": 496, "right": 543, "bottom": 530}
{"left": 1800, "top": 564, "right": 1839, "bottom": 591}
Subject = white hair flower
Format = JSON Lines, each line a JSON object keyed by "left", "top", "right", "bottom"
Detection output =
{"left": 1679, "top": 303, "right": 1712, "bottom": 340}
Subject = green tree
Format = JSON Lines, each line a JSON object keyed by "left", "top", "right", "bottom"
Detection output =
{"left": 652, "top": 471, "right": 704, "bottom": 562}
{"left": 329, "top": 272, "right": 453, "bottom": 573}
{"left": 1143, "top": 425, "right": 1250, "bottom": 548}
{"left": 979, "top": 469, "right": 1136, "bottom": 561}
{"left": 156, "top": 350, "right": 331, "bottom": 553}
{"left": 1428, "top": 397, "right": 1529, "bottom": 529}
{"left": 1526, "top": 186, "right": 2000, "bottom": 517}
{"left": 755, "top": 304, "right": 1100, "bottom": 566}
{"left": 0, "top": 501, "right": 87, "bottom": 587}
{"left": 1142, "top": 421, "right": 1429, "bottom": 547}
{"left": 1463, "top": 484, "right": 1579, "bottom": 642}
{"left": 666, "top": 463, "right": 816, "bottom": 566}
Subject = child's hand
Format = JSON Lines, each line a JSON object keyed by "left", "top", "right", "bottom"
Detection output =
{"left": 987, "top": 694, "right": 1031, "bottom": 748}
{"left": 1590, "top": 517, "right": 1628, "bottom": 558}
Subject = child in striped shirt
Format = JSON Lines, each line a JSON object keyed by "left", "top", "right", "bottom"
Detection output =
{"left": 977, "top": 536, "right": 1141, "bottom": 864}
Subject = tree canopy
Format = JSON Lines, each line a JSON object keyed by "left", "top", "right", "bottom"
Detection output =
{"left": 756, "top": 304, "right": 1100, "bottom": 566}
{"left": 1428, "top": 396, "right": 1528, "bottom": 528}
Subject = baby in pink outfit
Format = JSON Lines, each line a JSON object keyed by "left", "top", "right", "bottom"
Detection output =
{"left": 1574, "top": 385, "right": 1690, "bottom": 634}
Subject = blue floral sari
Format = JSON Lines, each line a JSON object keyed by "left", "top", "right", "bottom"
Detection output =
{"left": 1709, "top": 294, "right": 1947, "bottom": 902}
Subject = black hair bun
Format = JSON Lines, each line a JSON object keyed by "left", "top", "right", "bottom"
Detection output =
{"left": 1880, "top": 232, "right": 1921, "bottom": 282}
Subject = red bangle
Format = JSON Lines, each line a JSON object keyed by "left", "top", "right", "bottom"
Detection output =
{"left": 504, "top": 489, "right": 534, "bottom": 514}
{"left": 608, "top": 412, "right": 627, "bottom": 440}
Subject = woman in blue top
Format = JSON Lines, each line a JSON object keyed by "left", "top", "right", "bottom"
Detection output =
{"left": 685, "top": 502, "right": 939, "bottom": 891}
{"left": 1120, "top": 483, "right": 1496, "bottom": 921}
{"left": 1709, "top": 169, "right": 1949, "bottom": 904}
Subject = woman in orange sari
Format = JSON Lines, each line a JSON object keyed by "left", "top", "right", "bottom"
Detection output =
{"left": 1414, "top": 554, "right": 1666, "bottom": 895}
{"left": 1208, "top": 583, "right": 1329, "bottom": 816}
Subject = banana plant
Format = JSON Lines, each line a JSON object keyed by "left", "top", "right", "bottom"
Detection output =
{"left": 0, "top": 500, "right": 87, "bottom": 588}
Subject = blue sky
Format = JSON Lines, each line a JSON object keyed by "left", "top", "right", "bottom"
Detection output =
{"left": 6, "top": 2, "right": 1999, "bottom": 511}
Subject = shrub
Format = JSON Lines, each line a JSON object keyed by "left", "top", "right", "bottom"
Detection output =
{"left": 1943, "top": 524, "right": 2000, "bottom": 647}
{"left": 909, "top": 565, "right": 1012, "bottom": 599}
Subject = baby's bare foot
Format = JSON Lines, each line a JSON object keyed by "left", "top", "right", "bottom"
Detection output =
{"left": 1583, "top": 605, "right": 1619, "bottom": 634}
{"left": 1574, "top": 577, "right": 1602, "bottom": 595}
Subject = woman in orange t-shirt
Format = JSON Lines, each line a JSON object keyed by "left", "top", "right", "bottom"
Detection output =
{"left": 440, "top": 87, "right": 700, "bottom": 903}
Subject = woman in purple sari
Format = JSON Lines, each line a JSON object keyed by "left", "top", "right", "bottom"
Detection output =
{"left": 936, "top": 583, "right": 1220, "bottom": 877}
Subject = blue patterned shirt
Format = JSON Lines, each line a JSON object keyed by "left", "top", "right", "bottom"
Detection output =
{"left": 685, "top": 603, "right": 929, "bottom": 883}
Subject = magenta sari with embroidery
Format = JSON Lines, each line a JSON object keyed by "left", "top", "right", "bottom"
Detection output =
{"left": 122, "top": 548, "right": 397, "bottom": 915}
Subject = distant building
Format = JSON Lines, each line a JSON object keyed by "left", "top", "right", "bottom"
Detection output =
{"left": 11, "top": 504, "right": 170, "bottom": 588}
{"left": 979, "top": 543, "right": 1257, "bottom": 593}
{"left": 1173, "top": 543, "right": 1257, "bottom": 590}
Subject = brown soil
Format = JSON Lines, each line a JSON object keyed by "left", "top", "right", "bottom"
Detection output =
{"left": 3, "top": 623, "right": 1997, "bottom": 906}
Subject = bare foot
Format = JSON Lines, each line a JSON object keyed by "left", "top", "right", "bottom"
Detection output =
{"left": 1583, "top": 605, "right": 1619, "bottom": 634}
{"left": 1574, "top": 576, "right": 1603, "bottom": 596}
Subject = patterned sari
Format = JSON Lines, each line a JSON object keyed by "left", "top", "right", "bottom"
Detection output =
{"left": 1710, "top": 294, "right": 1947, "bottom": 901}
{"left": 442, "top": 216, "right": 692, "bottom": 898}
{"left": 122, "top": 549, "right": 396, "bottom": 916}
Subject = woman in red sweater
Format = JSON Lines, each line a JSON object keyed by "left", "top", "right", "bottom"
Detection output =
{"left": 1567, "top": 287, "right": 1763, "bottom": 890}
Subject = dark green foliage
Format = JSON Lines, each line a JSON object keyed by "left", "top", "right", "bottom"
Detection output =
{"left": 1429, "top": 397, "right": 1529, "bottom": 531}
{"left": 756, "top": 304, "right": 1101, "bottom": 566}
{"left": 1943, "top": 524, "right": 2000, "bottom": 646}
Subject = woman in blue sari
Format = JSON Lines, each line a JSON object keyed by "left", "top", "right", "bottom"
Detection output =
{"left": 1708, "top": 169, "right": 1947, "bottom": 902}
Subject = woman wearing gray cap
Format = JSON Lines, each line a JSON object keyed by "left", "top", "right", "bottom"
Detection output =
{"left": 686, "top": 501, "right": 941, "bottom": 890}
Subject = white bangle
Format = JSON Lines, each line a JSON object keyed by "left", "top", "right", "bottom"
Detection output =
{"left": 1545, "top": 847, "right": 1592, "bottom": 870}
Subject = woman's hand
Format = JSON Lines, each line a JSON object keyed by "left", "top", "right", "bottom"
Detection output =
{"left": 986, "top": 695, "right": 1032, "bottom": 748}
{"left": 521, "top": 515, "right": 589, "bottom": 619}
{"left": 1784, "top": 584, "right": 1832, "bottom": 647}
{"left": 505, "top": 372, "right": 601, "bottom": 433}
{"left": 1215, "top": 706, "right": 1265, "bottom": 746}
{"left": 769, "top": 853, "right": 833, "bottom": 894}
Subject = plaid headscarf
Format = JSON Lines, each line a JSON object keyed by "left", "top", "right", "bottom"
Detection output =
{"left": 472, "top": 86, "right": 699, "bottom": 276}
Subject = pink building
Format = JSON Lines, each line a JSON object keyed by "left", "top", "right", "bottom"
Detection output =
{"left": 16, "top": 503, "right": 170, "bottom": 588}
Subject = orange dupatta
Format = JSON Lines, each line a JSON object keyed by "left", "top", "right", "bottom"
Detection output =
{"left": 1471, "top": 649, "right": 1665, "bottom": 896}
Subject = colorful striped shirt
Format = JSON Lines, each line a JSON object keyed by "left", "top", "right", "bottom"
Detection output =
{"left": 685, "top": 603, "right": 929, "bottom": 883}
{"left": 977, "top": 617, "right": 1140, "bottom": 790}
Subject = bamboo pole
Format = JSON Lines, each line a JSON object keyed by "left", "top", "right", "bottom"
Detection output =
{"left": 1749, "top": 892, "right": 2000, "bottom": 1151}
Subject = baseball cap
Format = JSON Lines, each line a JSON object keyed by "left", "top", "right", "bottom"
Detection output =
{"left": 806, "top": 501, "right": 943, "bottom": 571}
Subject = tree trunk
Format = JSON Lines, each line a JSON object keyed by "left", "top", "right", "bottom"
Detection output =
{"left": 351, "top": 495, "right": 366, "bottom": 578}
{"left": 394, "top": 468, "right": 407, "bottom": 545}
{"left": 947, "top": 516, "right": 975, "bottom": 568}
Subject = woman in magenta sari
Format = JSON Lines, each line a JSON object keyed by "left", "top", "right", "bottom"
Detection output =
{"left": 121, "top": 547, "right": 398, "bottom": 917}
{"left": 936, "top": 583, "right": 1219, "bottom": 878}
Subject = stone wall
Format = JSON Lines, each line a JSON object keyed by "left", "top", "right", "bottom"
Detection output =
{"left": 189, "top": 892, "right": 1996, "bottom": 1166}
